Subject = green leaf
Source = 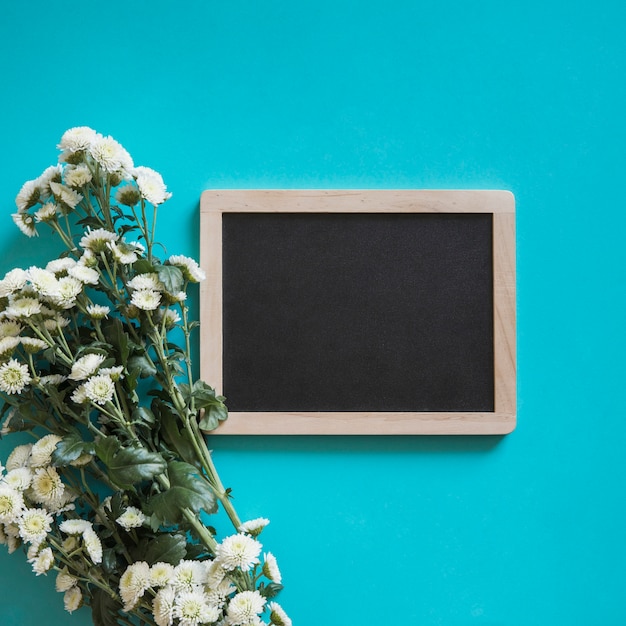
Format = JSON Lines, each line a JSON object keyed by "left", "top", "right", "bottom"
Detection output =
{"left": 128, "top": 354, "right": 157, "bottom": 378}
{"left": 198, "top": 403, "right": 228, "bottom": 431}
{"left": 132, "top": 406, "right": 155, "bottom": 426}
{"left": 91, "top": 588, "right": 122, "bottom": 626}
{"left": 142, "top": 533, "right": 187, "bottom": 566}
{"left": 156, "top": 401, "right": 199, "bottom": 466}
{"left": 102, "top": 318, "right": 130, "bottom": 364}
{"left": 95, "top": 436, "right": 167, "bottom": 490}
{"left": 157, "top": 264, "right": 184, "bottom": 294}
{"left": 259, "top": 582, "right": 284, "bottom": 599}
{"left": 52, "top": 432, "right": 89, "bottom": 466}
{"left": 148, "top": 461, "right": 216, "bottom": 524}
{"left": 133, "top": 259, "right": 155, "bottom": 275}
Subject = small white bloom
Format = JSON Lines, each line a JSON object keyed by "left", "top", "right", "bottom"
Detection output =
{"left": 63, "top": 164, "right": 92, "bottom": 188}
{"left": 204, "top": 560, "right": 227, "bottom": 588}
{"left": 44, "top": 315, "right": 71, "bottom": 334}
{"left": 99, "top": 366, "right": 124, "bottom": 381}
{"left": 127, "top": 273, "right": 164, "bottom": 291}
{"left": 0, "top": 320, "right": 24, "bottom": 338}
{"left": 79, "top": 227, "right": 119, "bottom": 252}
{"left": 34, "top": 202, "right": 58, "bottom": 222}
{"left": 133, "top": 166, "right": 171, "bottom": 205}
{"left": 206, "top": 577, "right": 235, "bottom": 608}
{"left": 226, "top": 590, "right": 266, "bottom": 626}
{"left": 56, "top": 569, "right": 78, "bottom": 592}
{"left": 38, "top": 374, "right": 67, "bottom": 387}
{"left": 0, "top": 486, "right": 25, "bottom": 523}
{"left": 31, "top": 545, "right": 54, "bottom": 575}
{"left": 239, "top": 517, "right": 270, "bottom": 537}
{"left": 83, "top": 373, "right": 115, "bottom": 405}
{"left": 149, "top": 562, "right": 175, "bottom": 588}
{"left": 49, "top": 181, "right": 83, "bottom": 209}
{"left": 27, "top": 266, "right": 60, "bottom": 298}
{"left": 20, "top": 337, "right": 48, "bottom": 354}
{"left": 4, "top": 297, "right": 42, "bottom": 319}
{"left": 83, "top": 526, "right": 103, "bottom": 564}
{"left": 18, "top": 507, "right": 53, "bottom": 544}
{"left": 0, "top": 336, "right": 21, "bottom": 357}
{"left": 12, "top": 212, "right": 38, "bottom": 237}
{"left": 262, "top": 552, "right": 281, "bottom": 583}
{"left": 90, "top": 135, "right": 134, "bottom": 175}
{"left": 59, "top": 518, "right": 91, "bottom": 535}
{"left": 159, "top": 308, "right": 181, "bottom": 328}
{"left": 119, "top": 561, "right": 151, "bottom": 611}
{"left": 86, "top": 304, "right": 110, "bottom": 319}
{"left": 31, "top": 466, "right": 65, "bottom": 508}
{"left": 53, "top": 276, "right": 83, "bottom": 309}
{"left": 215, "top": 533, "right": 262, "bottom": 572}
{"left": 268, "top": 601, "right": 292, "bottom": 626}
{"left": 0, "top": 270, "right": 28, "bottom": 298}
{"left": 115, "top": 184, "right": 142, "bottom": 207}
{"left": 6, "top": 444, "right": 32, "bottom": 470}
{"left": 174, "top": 589, "right": 220, "bottom": 626}
{"left": 36, "top": 164, "right": 63, "bottom": 196}
{"left": 116, "top": 506, "right": 146, "bottom": 531}
{"left": 3, "top": 467, "right": 32, "bottom": 491}
{"left": 46, "top": 258, "right": 77, "bottom": 275}
{"left": 168, "top": 255, "right": 206, "bottom": 283}
{"left": 63, "top": 585, "right": 83, "bottom": 613}
{"left": 30, "top": 434, "right": 63, "bottom": 467}
{"left": 70, "top": 384, "right": 89, "bottom": 404}
{"left": 153, "top": 586, "right": 176, "bottom": 626}
{"left": 68, "top": 353, "right": 105, "bottom": 381}
{"left": 15, "top": 179, "right": 41, "bottom": 212}
{"left": 69, "top": 264, "right": 99, "bottom": 285}
{"left": 131, "top": 289, "right": 161, "bottom": 311}
{"left": 0, "top": 358, "right": 32, "bottom": 395}
{"left": 6, "top": 533, "right": 21, "bottom": 553}
{"left": 173, "top": 559, "right": 207, "bottom": 591}
{"left": 107, "top": 241, "right": 139, "bottom": 265}
{"left": 78, "top": 249, "right": 97, "bottom": 268}
{"left": 58, "top": 126, "right": 99, "bottom": 153}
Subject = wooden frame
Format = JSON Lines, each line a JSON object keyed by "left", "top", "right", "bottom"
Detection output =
{"left": 200, "top": 190, "right": 516, "bottom": 435}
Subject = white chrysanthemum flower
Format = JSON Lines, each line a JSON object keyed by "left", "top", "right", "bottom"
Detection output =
{"left": 0, "top": 358, "right": 32, "bottom": 395}
{"left": 63, "top": 164, "right": 92, "bottom": 188}
{"left": 159, "top": 308, "right": 181, "bottom": 328}
{"left": 268, "top": 601, "right": 292, "bottom": 626}
{"left": 168, "top": 255, "right": 206, "bottom": 283}
{"left": 49, "top": 182, "right": 83, "bottom": 209}
{"left": 31, "top": 466, "right": 65, "bottom": 508}
{"left": 173, "top": 559, "right": 207, "bottom": 591}
{"left": 0, "top": 319, "right": 24, "bottom": 338}
{"left": 44, "top": 315, "right": 71, "bottom": 334}
{"left": 56, "top": 569, "right": 78, "bottom": 592}
{"left": 238, "top": 517, "right": 270, "bottom": 537}
{"left": 0, "top": 269, "right": 28, "bottom": 297}
{"left": 68, "top": 353, "right": 105, "bottom": 381}
{"left": 99, "top": 366, "right": 124, "bottom": 381}
{"left": 0, "top": 486, "right": 25, "bottom": 523}
{"left": 83, "top": 373, "right": 115, "bottom": 405}
{"left": 18, "top": 507, "right": 53, "bottom": 544}
{"left": 86, "top": 304, "right": 110, "bottom": 319}
{"left": 127, "top": 273, "right": 163, "bottom": 291}
{"left": 59, "top": 518, "right": 91, "bottom": 535}
{"left": 70, "top": 384, "right": 89, "bottom": 404}
{"left": 53, "top": 276, "right": 83, "bottom": 309}
{"left": 107, "top": 241, "right": 139, "bottom": 265}
{"left": 262, "top": 552, "right": 281, "bottom": 583}
{"left": 34, "top": 202, "right": 58, "bottom": 223}
{"left": 68, "top": 264, "right": 99, "bottom": 285}
{"left": 204, "top": 560, "right": 227, "bottom": 588}
{"left": 38, "top": 374, "right": 67, "bottom": 387}
{"left": 215, "top": 533, "right": 262, "bottom": 572}
{"left": 62, "top": 535, "right": 79, "bottom": 553}
{"left": 63, "top": 585, "right": 83, "bottom": 613}
{"left": 174, "top": 588, "right": 219, "bottom": 626}
{"left": 6, "top": 444, "right": 32, "bottom": 471}
{"left": 30, "top": 434, "right": 63, "bottom": 467}
{"left": 0, "top": 336, "right": 21, "bottom": 357}
{"left": 119, "top": 561, "right": 151, "bottom": 611}
{"left": 6, "top": 533, "right": 21, "bottom": 553}
{"left": 116, "top": 506, "right": 146, "bottom": 531}
{"left": 4, "top": 297, "right": 42, "bottom": 319}
{"left": 20, "top": 337, "right": 48, "bottom": 354}
{"left": 31, "top": 545, "right": 54, "bottom": 575}
{"left": 15, "top": 179, "right": 41, "bottom": 212}
{"left": 46, "top": 258, "right": 76, "bottom": 275}
{"left": 58, "top": 126, "right": 99, "bottom": 153}
{"left": 79, "top": 227, "right": 119, "bottom": 252}
{"left": 27, "top": 543, "right": 40, "bottom": 560}
{"left": 36, "top": 164, "right": 63, "bottom": 196}
{"left": 133, "top": 166, "right": 171, "bottom": 205}
{"left": 12, "top": 212, "right": 38, "bottom": 237}
{"left": 131, "top": 289, "right": 161, "bottom": 311}
{"left": 149, "top": 562, "right": 175, "bottom": 588}
{"left": 90, "top": 135, "right": 134, "bottom": 175}
{"left": 153, "top": 586, "right": 176, "bottom": 626}
{"left": 78, "top": 249, "right": 97, "bottom": 268}
{"left": 27, "top": 266, "right": 60, "bottom": 298}
{"left": 226, "top": 590, "right": 266, "bottom": 626}
{"left": 83, "top": 526, "right": 103, "bottom": 564}
{"left": 115, "top": 184, "right": 142, "bottom": 207}
{"left": 206, "top": 577, "right": 235, "bottom": 608}
{"left": 3, "top": 467, "right": 32, "bottom": 491}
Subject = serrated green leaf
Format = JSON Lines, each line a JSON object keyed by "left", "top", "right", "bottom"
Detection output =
{"left": 157, "top": 264, "right": 184, "bottom": 295}
{"left": 142, "top": 533, "right": 187, "bottom": 565}
{"left": 198, "top": 403, "right": 228, "bottom": 431}
{"left": 133, "top": 259, "right": 155, "bottom": 274}
{"left": 156, "top": 401, "right": 199, "bottom": 466}
{"left": 128, "top": 355, "right": 157, "bottom": 378}
{"left": 52, "top": 432, "right": 88, "bottom": 465}
{"left": 91, "top": 588, "right": 122, "bottom": 626}
{"left": 259, "top": 582, "right": 284, "bottom": 599}
{"left": 102, "top": 318, "right": 130, "bottom": 364}
{"left": 132, "top": 406, "right": 155, "bottom": 426}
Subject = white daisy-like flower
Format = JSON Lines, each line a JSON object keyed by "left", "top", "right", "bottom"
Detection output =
{"left": 99, "top": 365, "right": 124, "bottom": 381}
{"left": 38, "top": 374, "right": 67, "bottom": 387}
{"left": 18, "top": 507, "right": 53, "bottom": 545}
{"left": 15, "top": 179, "right": 41, "bottom": 212}
{"left": 0, "top": 320, "right": 24, "bottom": 338}
{"left": 83, "top": 526, "right": 103, "bottom": 564}
{"left": 26, "top": 543, "right": 40, "bottom": 560}
{"left": 268, "top": 601, "right": 292, "bottom": 626}
{"left": 36, "top": 164, "right": 63, "bottom": 196}
{"left": 59, "top": 518, "right": 92, "bottom": 535}
{"left": 0, "top": 486, "right": 25, "bottom": 523}
{"left": 63, "top": 585, "right": 83, "bottom": 613}
{"left": 78, "top": 249, "right": 97, "bottom": 268}
{"left": 56, "top": 569, "right": 78, "bottom": 592}
{"left": 12, "top": 212, "right": 38, "bottom": 237}
{"left": 206, "top": 577, "right": 235, "bottom": 608}
{"left": 44, "top": 315, "right": 71, "bottom": 334}
{"left": 131, "top": 289, "right": 161, "bottom": 311}
{"left": 127, "top": 273, "right": 164, "bottom": 291}
{"left": 34, "top": 202, "right": 58, "bottom": 223}
{"left": 174, "top": 588, "right": 219, "bottom": 626}
{"left": 31, "top": 466, "right": 65, "bottom": 508}
{"left": 238, "top": 517, "right": 270, "bottom": 537}
{"left": 159, "top": 308, "right": 181, "bottom": 329}
{"left": 58, "top": 126, "right": 99, "bottom": 153}
{"left": 226, "top": 590, "right": 266, "bottom": 626}
{"left": 49, "top": 182, "right": 83, "bottom": 209}
{"left": 6, "top": 533, "right": 21, "bottom": 553}
{"left": 79, "top": 227, "right": 119, "bottom": 252}
{"left": 83, "top": 373, "right": 115, "bottom": 405}
{"left": 0, "top": 336, "right": 21, "bottom": 357}
{"left": 27, "top": 266, "right": 60, "bottom": 299}
{"left": 204, "top": 560, "right": 227, "bottom": 588}
{"left": 173, "top": 559, "right": 207, "bottom": 591}
{"left": 30, "top": 434, "right": 63, "bottom": 467}
{"left": 90, "top": 135, "right": 134, "bottom": 175}
{"left": 115, "top": 184, "right": 142, "bottom": 207}
{"left": 152, "top": 585, "right": 176, "bottom": 626}
{"left": 149, "top": 562, "right": 175, "bottom": 588}
{"left": 4, "top": 297, "right": 42, "bottom": 319}
{"left": 63, "top": 164, "right": 92, "bottom": 188}
{"left": 116, "top": 506, "right": 146, "bottom": 531}
{"left": 119, "top": 561, "right": 151, "bottom": 611}
{"left": 168, "top": 255, "right": 206, "bottom": 283}
{"left": 6, "top": 444, "right": 32, "bottom": 470}
{"left": 70, "top": 384, "right": 89, "bottom": 404}
{"left": 0, "top": 358, "right": 32, "bottom": 395}
{"left": 68, "top": 353, "right": 105, "bottom": 381}
{"left": 53, "top": 276, "right": 83, "bottom": 309}
{"left": 107, "top": 241, "right": 139, "bottom": 265}
{"left": 215, "top": 533, "right": 262, "bottom": 572}
{"left": 262, "top": 552, "right": 281, "bottom": 583}
{"left": 20, "top": 337, "right": 48, "bottom": 354}
{"left": 68, "top": 264, "right": 99, "bottom": 285}
{"left": 86, "top": 304, "right": 110, "bottom": 319}
{"left": 46, "top": 258, "right": 76, "bottom": 275}
{"left": 62, "top": 535, "right": 79, "bottom": 552}
{"left": 3, "top": 467, "right": 32, "bottom": 491}
{"left": 31, "top": 545, "right": 54, "bottom": 575}
{"left": 133, "top": 166, "right": 172, "bottom": 206}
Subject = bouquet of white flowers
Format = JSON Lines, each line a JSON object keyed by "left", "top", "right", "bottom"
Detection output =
{"left": 0, "top": 127, "right": 290, "bottom": 626}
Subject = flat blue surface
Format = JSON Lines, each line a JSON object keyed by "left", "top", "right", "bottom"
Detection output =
{"left": 0, "top": 1, "right": 625, "bottom": 624}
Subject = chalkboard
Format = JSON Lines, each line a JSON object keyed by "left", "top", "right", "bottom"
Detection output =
{"left": 200, "top": 190, "right": 516, "bottom": 435}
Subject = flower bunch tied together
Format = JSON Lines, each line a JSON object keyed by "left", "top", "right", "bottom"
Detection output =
{"left": 0, "top": 127, "right": 290, "bottom": 626}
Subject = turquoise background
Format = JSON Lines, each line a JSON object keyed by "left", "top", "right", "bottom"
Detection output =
{"left": 1, "top": 1, "right": 625, "bottom": 624}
